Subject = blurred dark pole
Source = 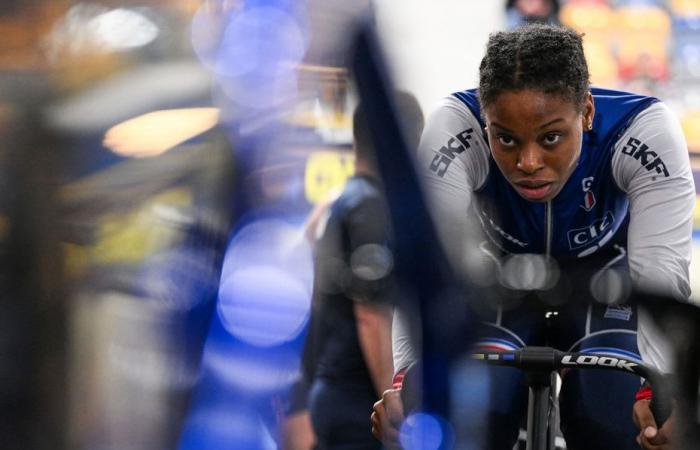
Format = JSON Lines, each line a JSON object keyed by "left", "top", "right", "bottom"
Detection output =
{"left": 351, "top": 22, "right": 478, "bottom": 421}
{"left": 0, "top": 78, "right": 67, "bottom": 449}
{"left": 0, "top": 3, "right": 73, "bottom": 448}
{"left": 637, "top": 295, "right": 700, "bottom": 449}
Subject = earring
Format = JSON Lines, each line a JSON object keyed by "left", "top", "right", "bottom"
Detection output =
{"left": 587, "top": 122, "right": 593, "bottom": 131}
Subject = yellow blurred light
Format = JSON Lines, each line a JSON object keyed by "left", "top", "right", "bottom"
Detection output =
{"left": 304, "top": 150, "right": 354, "bottom": 205}
{"left": 103, "top": 108, "right": 220, "bottom": 158}
{"left": 95, "top": 189, "right": 192, "bottom": 262}
{"left": 670, "top": 0, "right": 700, "bottom": 16}
{"left": 560, "top": 4, "right": 614, "bottom": 31}
{"left": 681, "top": 110, "right": 700, "bottom": 155}
{"left": 618, "top": 37, "right": 668, "bottom": 61}
{"left": 286, "top": 109, "right": 352, "bottom": 130}
{"left": 63, "top": 188, "right": 193, "bottom": 276}
{"left": 616, "top": 6, "right": 671, "bottom": 34}
{"left": 583, "top": 38, "right": 619, "bottom": 86}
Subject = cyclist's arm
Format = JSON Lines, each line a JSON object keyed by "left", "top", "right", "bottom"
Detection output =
{"left": 416, "top": 95, "right": 490, "bottom": 277}
{"left": 611, "top": 101, "right": 696, "bottom": 373}
{"left": 392, "top": 96, "right": 490, "bottom": 377}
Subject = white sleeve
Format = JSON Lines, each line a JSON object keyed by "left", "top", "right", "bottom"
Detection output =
{"left": 392, "top": 305, "right": 418, "bottom": 374}
{"left": 611, "top": 101, "right": 696, "bottom": 372}
{"left": 392, "top": 96, "right": 490, "bottom": 375}
{"left": 415, "top": 95, "right": 490, "bottom": 271}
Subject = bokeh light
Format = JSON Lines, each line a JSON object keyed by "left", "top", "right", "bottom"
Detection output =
{"left": 104, "top": 108, "right": 220, "bottom": 158}
{"left": 217, "top": 219, "right": 313, "bottom": 347}
{"left": 499, "top": 253, "right": 559, "bottom": 291}
{"left": 590, "top": 266, "right": 631, "bottom": 305}
{"left": 350, "top": 243, "right": 394, "bottom": 281}
{"left": 203, "top": 343, "right": 300, "bottom": 393}
{"left": 89, "top": 8, "right": 160, "bottom": 50}
{"left": 192, "top": 3, "right": 309, "bottom": 110}
{"left": 44, "top": 4, "right": 160, "bottom": 62}
{"left": 189, "top": 3, "right": 227, "bottom": 70}
{"left": 214, "top": 6, "right": 307, "bottom": 78}
{"left": 217, "top": 265, "right": 311, "bottom": 347}
{"left": 400, "top": 412, "right": 452, "bottom": 450}
{"left": 179, "top": 407, "right": 276, "bottom": 450}
{"left": 221, "top": 218, "right": 313, "bottom": 288}
{"left": 216, "top": 61, "right": 299, "bottom": 111}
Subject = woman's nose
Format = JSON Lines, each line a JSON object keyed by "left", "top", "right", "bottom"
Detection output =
{"left": 516, "top": 144, "right": 545, "bottom": 174}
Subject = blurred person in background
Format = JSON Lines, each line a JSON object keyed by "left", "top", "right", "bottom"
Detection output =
{"left": 285, "top": 91, "right": 423, "bottom": 450}
{"left": 373, "top": 24, "right": 695, "bottom": 450}
{"left": 506, "top": 0, "right": 560, "bottom": 28}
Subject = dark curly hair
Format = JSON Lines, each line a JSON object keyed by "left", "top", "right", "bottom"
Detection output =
{"left": 478, "top": 24, "right": 590, "bottom": 112}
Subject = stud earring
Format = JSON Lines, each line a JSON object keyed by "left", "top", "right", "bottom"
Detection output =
{"left": 587, "top": 123, "right": 593, "bottom": 131}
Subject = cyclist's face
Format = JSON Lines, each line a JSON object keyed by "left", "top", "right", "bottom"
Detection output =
{"left": 483, "top": 89, "right": 594, "bottom": 202}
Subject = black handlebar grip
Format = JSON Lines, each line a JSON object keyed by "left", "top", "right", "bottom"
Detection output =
{"left": 648, "top": 374, "right": 674, "bottom": 427}
{"left": 400, "top": 362, "right": 422, "bottom": 414}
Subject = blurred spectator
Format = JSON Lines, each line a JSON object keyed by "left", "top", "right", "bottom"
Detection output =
{"left": 282, "top": 91, "right": 423, "bottom": 450}
{"left": 506, "top": 0, "right": 560, "bottom": 28}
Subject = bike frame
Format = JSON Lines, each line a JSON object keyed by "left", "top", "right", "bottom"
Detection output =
{"left": 473, "top": 346, "right": 671, "bottom": 450}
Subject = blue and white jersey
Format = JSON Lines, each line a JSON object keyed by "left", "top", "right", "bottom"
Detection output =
{"left": 463, "top": 88, "right": 657, "bottom": 260}
{"left": 394, "top": 87, "right": 695, "bottom": 373}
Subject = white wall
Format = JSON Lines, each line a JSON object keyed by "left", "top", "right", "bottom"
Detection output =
{"left": 374, "top": 0, "right": 507, "bottom": 115}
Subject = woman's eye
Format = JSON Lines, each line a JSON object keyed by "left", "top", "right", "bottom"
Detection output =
{"left": 543, "top": 134, "right": 561, "bottom": 145}
{"left": 497, "top": 135, "right": 516, "bottom": 146}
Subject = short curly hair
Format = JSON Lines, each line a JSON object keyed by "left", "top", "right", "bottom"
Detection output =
{"left": 478, "top": 24, "right": 590, "bottom": 112}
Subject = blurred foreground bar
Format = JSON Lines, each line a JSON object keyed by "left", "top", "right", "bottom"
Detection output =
{"left": 0, "top": 69, "right": 66, "bottom": 450}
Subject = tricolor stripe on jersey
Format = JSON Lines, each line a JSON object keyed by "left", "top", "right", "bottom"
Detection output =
{"left": 474, "top": 338, "right": 521, "bottom": 353}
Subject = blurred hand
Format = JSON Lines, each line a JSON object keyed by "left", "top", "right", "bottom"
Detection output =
{"left": 633, "top": 399, "right": 675, "bottom": 450}
{"left": 371, "top": 388, "right": 404, "bottom": 449}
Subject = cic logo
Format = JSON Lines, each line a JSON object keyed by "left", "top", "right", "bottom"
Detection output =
{"left": 567, "top": 211, "right": 614, "bottom": 250}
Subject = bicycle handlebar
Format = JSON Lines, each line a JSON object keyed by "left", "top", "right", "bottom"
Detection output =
{"left": 472, "top": 346, "right": 673, "bottom": 426}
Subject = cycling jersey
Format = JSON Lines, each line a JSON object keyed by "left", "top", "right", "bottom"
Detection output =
{"left": 394, "top": 87, "right": 695, "bottom": 374}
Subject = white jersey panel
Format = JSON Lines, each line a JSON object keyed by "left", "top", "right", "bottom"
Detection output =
{"left": 416, "top": 96, "right": 490, "bottom": 272}
{"left": 611, "top": 102, "right": 696, "bottom": 372}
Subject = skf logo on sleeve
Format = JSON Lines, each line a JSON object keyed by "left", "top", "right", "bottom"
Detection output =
{"left": 580, "top": 176, "right": 596, "bottom": 211}
{"left": 621, "top": 137, "right": 669, "bottom": 177}
{"left": 429, "top": 128, "right": 474, "bottom": 177}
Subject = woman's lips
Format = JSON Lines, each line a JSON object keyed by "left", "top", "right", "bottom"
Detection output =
{"left": 514, "top": 182, "right": 553, "bottom": 201}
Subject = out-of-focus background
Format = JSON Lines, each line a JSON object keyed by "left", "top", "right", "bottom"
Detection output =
{"left": 0, "top": 0, "right": 697, "bottom": 449}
